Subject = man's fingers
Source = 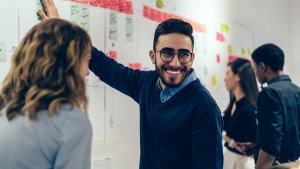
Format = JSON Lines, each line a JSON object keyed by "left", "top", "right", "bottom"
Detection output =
{"left": 237, "top": 142, "right": 252, "bottom": 146}
{"left": 42, "top": 0, "right": 50, "bottom": 9}
{"left": 37, "top": 9, "right": 48, "bottom": 20}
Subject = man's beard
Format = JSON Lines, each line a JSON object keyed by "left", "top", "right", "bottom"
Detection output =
{"left": 155, "top": 63, "right": 191, "bottom": 88}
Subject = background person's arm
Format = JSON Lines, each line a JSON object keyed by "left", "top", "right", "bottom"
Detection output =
{"left": 256, "top": 88, "right": 284, "bottom": 169}
{"left": 255, "top": 149, "right": 276, "bottom": 169}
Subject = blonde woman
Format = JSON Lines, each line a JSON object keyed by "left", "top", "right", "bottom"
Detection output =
{"left": 0, "top": 19, "right": 92, "bottom": 169}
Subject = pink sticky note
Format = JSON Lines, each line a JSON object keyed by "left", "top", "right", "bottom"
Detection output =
{"left": 161, "top": 12, "right": 169, "bottom": 22}
{"left": 217, "top": 32, "right": 225, "bottom": 42}
{"left": 108, "top": 50, "right": 118, "bottom": 61}
{"left": 108, "top": 0, "right": 120, "bottom": 11}
{"left": 169, "top": 14, "right": 176, "bottom": 19}
{"left": 228, "top": 55, "right": 239, "bottom": 62}
{"left": 153, "top": 9, "right": 161, "bottom": 22}
{"left": 118, "top": 0, "right": 126, "bottom": 13}
{"left": 128, "top": 63, "right": 142, "bottom": 70}
{"left": 124, "top": 1, "right": 133, "bottom": 14}
{"left": 150, "top": 8, "right": 156, "bottom": 21}
{"left": 216, "top": 54, "right": 221, "bottom": 63}
{"left": 228, "top": 55, "right": 252, "bottom": 63}
{"left": 143, "top": 5, "right": 150, "bottom": 18}
{"left": 173, "top": 15, "right": 182, "bottom": 20}
{"left": 90, "top": 0, "right": 108, "bottom": 8}
{"left": 128, "top": 63, "right": 134, "bottom": 69}
{"left": 134, "top": 63, "right": 142, "bottom": 70}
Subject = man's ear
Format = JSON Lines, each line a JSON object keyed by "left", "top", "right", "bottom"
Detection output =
{"left": 149, "top": 50, "right": 155, "bottom": 64}
{"left": 190, "top": 53, "right": 195, "bottom": 63}
{"left": 260, "top": 62, "right": 267, "bottom": 72}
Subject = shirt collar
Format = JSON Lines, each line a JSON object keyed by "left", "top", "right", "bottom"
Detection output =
{"left": 267, "top": 75, "right": 291, "bottom": 85}
{"left": 156, "top": 69, "right": 197, "bottom": 94}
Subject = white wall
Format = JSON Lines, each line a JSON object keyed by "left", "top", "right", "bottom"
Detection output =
{"left": 224, "top": 0, "right": 293, "bottom": 75}
{"left": 291, "top": 0, "right": 300, "bottom": 85}
{"left": 186, "top": 0, "right": 295, "bottom": 82}
{"left": 252, "top": 0, "right": 293, "bottom": 76}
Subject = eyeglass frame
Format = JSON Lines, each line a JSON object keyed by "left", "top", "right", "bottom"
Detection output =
{"left": 154, "top": 48, "right": 194, "bottom": 64}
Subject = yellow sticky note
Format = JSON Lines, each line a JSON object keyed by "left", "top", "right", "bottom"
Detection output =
{"left": 211, "top": 75, "right": 217, "bottom": 86}
{"left": 247, "top": 48, "right": 252, "bottom": 56}
{"left": 227, "top": 44, "right": 233, "bottom": 55}
{"left": 156, "top": 0, "right": 165, "bottom": 9}
{"left": 221, "top": 23, "right": 230, "bottom": 33}
{"left": 241, "top": 48, "right": 246, "bottom": 56}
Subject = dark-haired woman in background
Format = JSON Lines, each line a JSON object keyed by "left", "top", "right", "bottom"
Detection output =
{"left": 223, "top": 58, "right": 259, "bottom": 169}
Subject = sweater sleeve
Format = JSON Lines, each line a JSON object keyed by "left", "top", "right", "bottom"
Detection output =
{"left": 191, "top": 104, "right": 224, "bottom": 169}
{"left": 89, "top": 47, "right": 146, "bottom": 102}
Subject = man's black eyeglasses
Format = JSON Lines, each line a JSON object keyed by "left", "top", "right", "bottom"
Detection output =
{"left": 155, "top": 49, "right": 193, "bottom": 64}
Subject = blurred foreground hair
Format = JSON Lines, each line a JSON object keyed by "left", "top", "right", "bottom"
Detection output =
{"left": 0, "top": 18, "right": 92, "bottom": 120}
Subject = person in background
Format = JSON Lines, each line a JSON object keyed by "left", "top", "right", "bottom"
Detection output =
{"left": 268, "top": 161, "right": 300, "bottom": 169}
{"left": 0, "top": 18, "right": 92, "bottom": 169}
{"left": 251, "top": 43, "right": 300, "bottom": 169}
{"left": 38, "top": 0, "right": 224, "bottom": 168}
{"left": 223, "top": 58, "right": 259, "bottom": 169}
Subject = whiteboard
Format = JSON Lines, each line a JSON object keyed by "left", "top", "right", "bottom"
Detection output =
{"left": 0, "top": 0, "right": 255, "bottom": 168}
{"left": 0, "top": 0, "right": 19, "bottom": 82}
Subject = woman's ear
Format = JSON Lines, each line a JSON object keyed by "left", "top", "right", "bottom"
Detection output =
{"left": 236, "top": 74, "right": 241, "bottom": 82}
{"left": 149, "top": 50, "right": 155, "bottom": 64}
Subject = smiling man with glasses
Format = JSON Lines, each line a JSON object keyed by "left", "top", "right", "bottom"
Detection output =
{"left": 39, "top": 1, "right": 223, "bottom": 168}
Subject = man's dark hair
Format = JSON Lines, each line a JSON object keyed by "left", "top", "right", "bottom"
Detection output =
{"left": 251, "top": 43, "right": 285, "bottom": 71}
{"left": 153, "top": 18, "right": 194, "bottom": 50}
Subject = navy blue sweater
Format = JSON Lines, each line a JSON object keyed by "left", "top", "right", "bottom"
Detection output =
{"left": 89, "top": 47, "right": 223, "bottom": 169}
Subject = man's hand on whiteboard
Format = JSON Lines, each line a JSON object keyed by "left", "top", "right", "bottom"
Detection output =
{"left": 37, "top": 0, "right": 59, "bottom": 20}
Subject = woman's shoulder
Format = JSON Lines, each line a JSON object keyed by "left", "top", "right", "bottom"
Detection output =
{"left": 37, "top": 104, "right": 91, "bottom": 130}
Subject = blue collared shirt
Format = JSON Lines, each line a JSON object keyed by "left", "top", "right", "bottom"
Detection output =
{"left": 156, "top": 69, "right": 197, "bottom": 102}
{"left": 0, "top": 105, "right": 92, "bottom": 169}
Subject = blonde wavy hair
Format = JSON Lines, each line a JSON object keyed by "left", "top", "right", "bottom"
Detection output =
{"left": 0, "top": 18, "right": 91, "bottom": 120}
